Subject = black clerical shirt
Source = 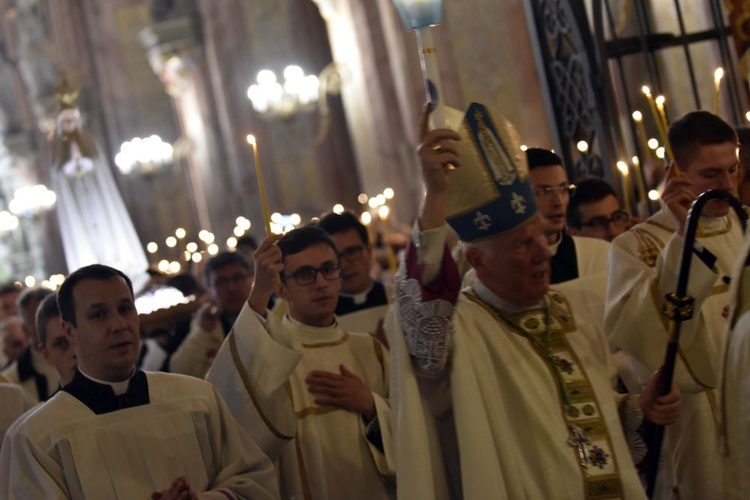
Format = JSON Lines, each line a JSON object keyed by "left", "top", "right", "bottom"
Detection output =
{"left": 336, "top": 281, "right": 389, "bottom": 316}
{"left": 62, "top": 369, "right": 150, "bottom": 415}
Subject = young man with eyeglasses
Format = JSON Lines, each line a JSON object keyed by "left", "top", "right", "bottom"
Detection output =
{"left": 526, "top": 148, "right": 611, "bottom": 284}
{"left": 207, "top": 226, "right": 394, "bottom": 499}
{"left": 568, "top": 176, "right": 632, "bottom": 242}
{"left": 171, "top": 252, "right": 253, "bottom": 378}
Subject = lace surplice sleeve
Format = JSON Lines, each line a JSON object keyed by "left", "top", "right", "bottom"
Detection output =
{"left": 394, "top": 224, "right": 461, "bottom": 377}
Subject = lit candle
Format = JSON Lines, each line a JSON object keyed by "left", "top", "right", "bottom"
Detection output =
{"left": 655, "top": 95, "right": 669, "bottom": 134}
{"left": 617, "top": 161, "right": 632, "bottom": 214}
{"left": 714, "top": 67, "right": 724, "bottom": 115}
{"left": 632, "top": 111, "right": 651, "bottom": 159}
{"left": 642, "top": 86, "right": 676, "bottom": 169}
{"left": 246, "top": 134, "right": 272, "bottom": 235}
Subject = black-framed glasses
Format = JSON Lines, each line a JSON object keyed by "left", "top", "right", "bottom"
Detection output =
{"left": 534, "top": 184, "right": 576, "bottom": 198}
{"left": 338, "top": 244, "right": 365, "bottom": 262}
{"left": 579, "top": 210, "right": 630, "bottom": 230}
{"left": 283, "top": 262, "right": 342, "bottom": 286}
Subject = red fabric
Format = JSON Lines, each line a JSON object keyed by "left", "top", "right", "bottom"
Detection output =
{"left": 404, "top": 240, "right": 462, "bottom": 305}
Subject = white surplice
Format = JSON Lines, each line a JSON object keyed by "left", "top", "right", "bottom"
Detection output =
{"left": 207, "top": 307, "right": 394, "bottom": 499}
{"left": 0, "top": 372, "right": 278, "bottom": 499}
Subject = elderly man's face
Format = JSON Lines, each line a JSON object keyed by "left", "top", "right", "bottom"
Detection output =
{"left": 467, "top": 216, "right": 552, "bottom": 307}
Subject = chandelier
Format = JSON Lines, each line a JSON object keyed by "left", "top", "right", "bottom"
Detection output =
{"left": 246, "top": 66, "right": 321, "bottom": 119}
{"left": 115, "top": 135, "right": 174, "bottom": 175}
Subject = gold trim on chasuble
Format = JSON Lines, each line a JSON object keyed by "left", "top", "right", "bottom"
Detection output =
{"left": 465, "top": 291, "right": 625, "bottom": 499}
{"left": 228, "top": 330, "right": 296, "bottom": 440}
{"left": 640, "top": 230, "right": 728, "bottom": 390}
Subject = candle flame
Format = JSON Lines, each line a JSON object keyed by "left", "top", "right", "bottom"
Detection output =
{"left": 655, "top": 95, "right": 666, "bottom": 106}
{"left": 246, "top": 134, "right": 256, "bottom": 145}
{"left": 632, "top": 156, "right": 640, "bottom": 166}
{"left": 641, "top": 85, "right": 651, "bottom": 96}
{"left": 714, "top": 67, "right": 724, "bottom": 83}
{"left": 617, "top": 161, "right": 629, "bottom": 176}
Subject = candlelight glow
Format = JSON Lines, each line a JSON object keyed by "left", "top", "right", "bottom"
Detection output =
{"left": 175, "top": 228, "right": 186, "bottom": 239}
{"left": 147, "top": 242, "right": 158, "bottom": 253}
{"left": 714, "top": 67, "right": 724, "bottom": 83}
{"left": 648, "top": 190, "right": 661, "bottom": 201}
{"left": 333, "top": 204, "right": 345, "bottom": 214}
{"left": 648, "top": 139, "right": 659, "bottom": 150}
{"left": 632, "top": 111, "right": 643, "bottom": 122}
{"left": 246, "top": 134, "right": 256, "bottom": 145}
{"left": 617, "top": 161, "right": 629, "bottom": 176}
{"left": 576, "top": 141, "right": 589, "bottom": 153}
{"left": 656, "top": 147, "right": 665, "bottom": 159}
{"left": 166, "top": 236, "right": 177, "bottom": 248}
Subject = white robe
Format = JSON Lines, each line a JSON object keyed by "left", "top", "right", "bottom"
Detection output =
{"left": 606, "top": 207, "right": 744, "bottom": 499}
{"left": 388, "top": 225, "right": 645, "bottom": 499}
{"left": 0, "top": 372, "right": 278, "bottom": 499}
{"left": 720, "top": 230, "right": 750, "bottom": 499}
{"left": 207, "top": 306, "right": 394, "bottom": 499}
{"left": 0, "top": 383, "right": 34, "bottom": 446}
{"left": 0, "top": 348, "right": 60, "bottom": 403}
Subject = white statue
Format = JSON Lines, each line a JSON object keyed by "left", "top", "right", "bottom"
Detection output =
{"left": 51, "top": 85, "right": 148, "bottom": 291}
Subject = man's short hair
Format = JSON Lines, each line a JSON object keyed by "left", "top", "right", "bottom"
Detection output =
{"left": 567, "top": 177, "right": 619, "bottom": 227}
{"left": 204, "top": 252, "right": 252, "bottom": 285}
{"left": 57, "top": 265, "right": 134, "bottom": 327}
{"left": 236, "top": 235, "right": 258, "bottom": 252}
{"left": 316, "top": 211, "right": 369, "bottom": 246}
{"left": 17, "top": 287, "right": 53, "bottom": 322}
{"left": 36, "top": 293, "right": 60, "bottom": 347}
{"left": 277, "top": 226, "right": 338, "bottom": 280}
{"left": 0, "top": 281, "right": 22, "bottom": 297}
{"left": 525, "top": 148, "right": 563, "bottom": 170}
{"left": 668, "top": 111, "right": 737, "bottom": 168}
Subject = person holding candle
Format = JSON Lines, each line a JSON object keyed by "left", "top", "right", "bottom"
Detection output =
{"left": 525, "top": 148, "right": 611, "bottom": 284}
{"left": 170, "top": 252, "right": 254, "bottom": 378}
{"left": 207, "top": 226, "right": 394, "bottom": 499}
{"left": 606, "top": 110, "right": 742, "bottom": 499}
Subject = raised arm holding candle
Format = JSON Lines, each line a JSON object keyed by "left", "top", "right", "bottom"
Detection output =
{"left": 246, "top": 134, "right": 272, "bottom": 235}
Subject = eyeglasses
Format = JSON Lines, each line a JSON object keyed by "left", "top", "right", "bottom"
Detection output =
{"left": 534, "top": 184, "right": 577, "bottom": 198}
{"left": 213, "top": 273, "right": 251, "bottom": 289}
{"left": 283, "top": 262, "right": 342, "bottom": 286}
{"left": 579, "top": 210, "right": 630, "bottom": 230}
{"left": 338, "top": 244, "right": 365, "bottom": 262}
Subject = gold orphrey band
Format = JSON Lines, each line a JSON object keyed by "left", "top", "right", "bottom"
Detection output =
{"left": 422, "top": 48, "right": 437, "bottom": 54}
